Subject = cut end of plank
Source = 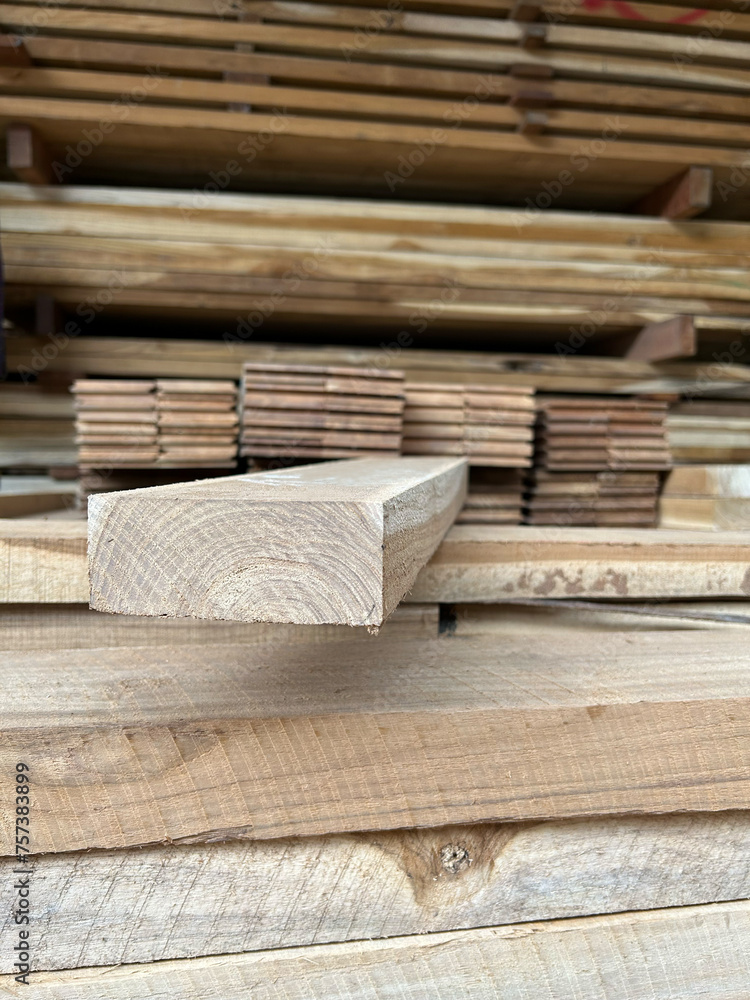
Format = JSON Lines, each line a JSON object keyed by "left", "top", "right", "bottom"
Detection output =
{"left": 88, "top": 457, "right": 467, "bottom": 626}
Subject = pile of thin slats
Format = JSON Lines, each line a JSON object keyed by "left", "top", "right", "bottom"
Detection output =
{"left": 73, "top": 378, "right": 238, "bottom": 469}
{"left": 535, "top": 397, "right": 671, "bottom": 472}
{"left": 4, "top": 184, "right": 750, "bottom": 347}
{"left": 455, "top": 468, "right": 524, "bottom": 524}
{"left": 3, "top": 0, "right": 750, "bottom": 210}
{"left": 0, "top": 381, "right": 76, "bottom": 470}
{"left": 667, "top": 401, "right": 750, "bottom": 463}
{"left": 525, "top": 470, "right": 662, "bottom": 527}
{"left": 402, "top": 381, "right": 535, "bottom": 466}
{"left": 524, "top": 396, "right": 670, "bottom": 526}
{"left": 240, "top": 363, "right": 405, "bottom": 459}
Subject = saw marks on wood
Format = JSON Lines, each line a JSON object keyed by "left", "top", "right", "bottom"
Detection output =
{"left": 88, "top": 456, "right": 467, "bottom": 625}
{"left": 3, "top": 900, "right": 750, "bottom": 999}
{"left": 4, "top": 631, "right": 750, "bottom": 853}
{"left": 2, "top": 811, "right": 750, "bottom": 972}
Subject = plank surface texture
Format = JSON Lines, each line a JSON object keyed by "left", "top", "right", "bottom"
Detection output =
{"left": 88, "top": 457, "right": 467, "bottom": 625}
{"left": 4, "top": 631, "right": 750, "bottom": 853}
{"left": 2, "top": 811, "right": 750, "bottom": 971}
{"left": 3, "top": 901, "right": 750, "bottom": 998}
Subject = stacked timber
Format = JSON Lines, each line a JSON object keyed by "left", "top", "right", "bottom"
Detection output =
{"left": 525, "top": 470, "right": 662, "bottom": 527}
{"left": 240, "top": 363, "right": 405, "bottom": 459}
{"left": 4, "top": 185, "right": 750, "bottom": 351}
{"left": 534, "top": 397, "right": 672, "bottom": 472}
{"left": 455, "top": 468, "right": 524, "bottom": 524}
{"left": 2, "top": 3, "right": 750, "bottom": 213}
{"left": 667, "top": 401, "right": 750, "bottom": 463}
{"left": 660, "top": 465, "right": 750, "bottom": 530}
{"left": 402, "top": 382, "right": 535, "bottom": 466}
{"left": 73, "top": 379, "right": 159, "bottom": 469}
{"left": 156, "top": 379, "right": 239, "bottom": 467}
{"left": 73, "top": 378, "right": 239, "bottom": 469}
{"left": 524, "top": 396, "right": 670, "bottom": 526}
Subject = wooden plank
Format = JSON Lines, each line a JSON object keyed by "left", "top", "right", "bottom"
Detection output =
{"left": 0, "top": 521, "right": 87, "bottom": 602}
{"left": 0, "top": 602, "right": 438, "bottom": 649}
{"left": 408, "top": 525, "right": 750, "bottom": 602}
{"left": 451, "top": 600, "right": 750, "bottom": 634}
{"left": 88, "top": 457, "right": 467, "bottom": 626}
{"left": 662, "top": 465, "right": 750, "bottom": 498}
{"left": 2, "top": 811, "right": 750, "bottom": 971}
{"left": 0, "top": 492, "right": 71, "bottom": 518}
{"left": 625, "top": 315, "right": 696, "bottom": 362}
{"left": 6, "top": 630, "right": 750, "bottom": 852}
{"left": 635, "top": 166, "right": 714, "bottom": 219}
{"left": 4, "top": 901, "right": 750, "bottom": 997}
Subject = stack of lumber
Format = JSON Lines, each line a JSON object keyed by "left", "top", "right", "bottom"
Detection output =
{"left": 240, "top": 363, "right": 404, "bottom": 459}
{"left": 402, "top": 382, "right": 535, "bottom": 466}
{"left": 667, "top": 401, "right": 750, "bottom": 463}
{"left": 0, "top": 381, "right": 76, "bottom": 470}
{"left": 73, "top": 379, "right": 159, "bottom": 469}
{"left": 524, "top": 470, "right": 661, "bottom": 527}
{"left": 3, "top": 2, "right": 750, "bottom": 213}
{"left": 526, "top": 396, "right": 669, "bottom": 525}
{"left": 660, "top": 465, "right": 750, "bottom": 530}
{"left": 534, "top": 397, "right": 672, "bottom": 472}
{"left": 156, "top": 379, "right": 239, "bottom": 467}
{"left": 73, "top": 378, "right": 239, "bottom": 469}
{"left": 456, "top": 468, "right": 524, "bottom": 524}
{"left": 5, "top": 185, "right": 750, "bottom": 350}
{"left": 10, "top": 334, "right": 750, "bottom": 396}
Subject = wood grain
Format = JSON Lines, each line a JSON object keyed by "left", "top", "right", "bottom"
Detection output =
{"left": 409, "top": 525, "right": 750, "bottom": 602}
{"left": 2, "top": 811, "right": 750, "bottom": 971}
{"left": 88, "top": 457, "right": 467, "bottom": 625}
{"left": 4, "top": 631, "right": 750, "bottom": 853}
{"left": 3, "top": 900, "right": 750, "bottom": 998}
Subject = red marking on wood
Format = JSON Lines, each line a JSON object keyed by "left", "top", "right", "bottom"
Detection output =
{"left": 580, "top": 0, "right": 708, "bottom": 23}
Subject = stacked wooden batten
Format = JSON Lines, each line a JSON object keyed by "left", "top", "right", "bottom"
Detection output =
{"left": 5, "top": 184, "right": 750, "bottom": 355}
{"left": 73, "top": 378, "right": 239, "bottom": 470}
{"left": 240, "top": 363, "right": 405, "bottom": 459}
{"left": 3, "top": 0, "right": 750, "bottom": 214}
{"left": 524, "top": 396, "right": 671, "bottom": 526}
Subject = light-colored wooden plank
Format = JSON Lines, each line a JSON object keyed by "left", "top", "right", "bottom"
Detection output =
{"left": 3, "top": 811, "right": 750, "bottom": 972}
{"left": 4, "top": 630, "right": 750, "bottom": 853}
{"left": 4, "top": 900, "right": 750, "bottom": 997}
{"left": 408, "top": 525, "right": 750, "bottom": 602}
{"left": 0, "top": 521, "right": 88, "bottom": 602}
{"left": 0, "top": 602, "right": 438, "bottom": 649}
{"left": 88, "top": 457, "right": 467, "bottom": 626}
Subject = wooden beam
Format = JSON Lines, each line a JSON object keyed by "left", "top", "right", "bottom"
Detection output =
{"left": 0, "top": 602, "right": 438, "bottom": 648}
{"left": 3, "top": 811, "right": 750, "bottom": 971}
{"left": 6, "top": 123, "right": 54, "bottom": 184}
{"left": 88, "top": 457, "right": 468, "bottom": 626}
{"left": 624, "top": 315, "right": 697, "bottom": 362}
{"left": 635, "top": 166, "right": 713, "bottom": 219}
{"left": 519, "top": 22, "right": 546, "bottom": 47}
{"left": 408, "top": 525, "right": 750, "bottom": 603}
{"left": 510, "top": 0, "right": 543, "bottom": 20}
{"left": 34, "top": 294, "right": 63, "bottom": 338}
{"left": 10, "top": 901, "right": 749, "bottom": 998}
{"left": 5, "top": 630, "right": 750, "bottom": 853}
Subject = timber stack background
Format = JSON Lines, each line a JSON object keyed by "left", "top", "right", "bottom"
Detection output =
{"left": 3, "top": 0, "right": 750, "bottom": 994}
